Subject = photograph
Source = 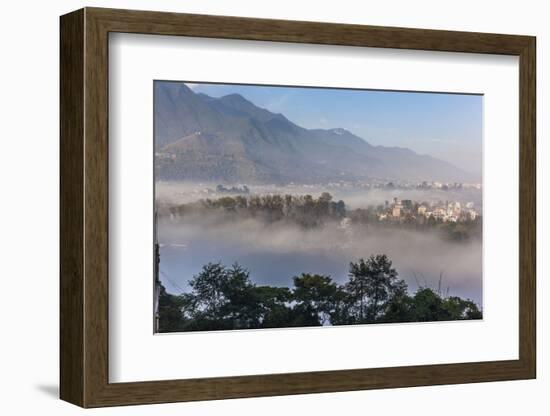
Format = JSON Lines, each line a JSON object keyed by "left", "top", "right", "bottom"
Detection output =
{"left": 153, "top": 80, "right": 484, "bottom": 333}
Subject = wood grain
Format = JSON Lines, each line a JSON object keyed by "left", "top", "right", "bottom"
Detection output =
{"left": 518, "top": 38, "right": 537, "bottom": 375}
{"left": 60, "top": 7, "right": 537, "bottom": 408}
{"left": 59, "top": 8, "right": 84, "bottom": 407}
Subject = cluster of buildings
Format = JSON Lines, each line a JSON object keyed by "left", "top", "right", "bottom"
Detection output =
{"left": 215, "top": 184, "right": 250, "bottom": 194}
{"left": 378, "top": 197, "right": 478, "bottom": 223}
{"left": 415, "top": 181, "right": 482, "bottom": 191}
{"left": 317, "top": 179, "right": 482, "bottom": 191}
{"left": 155, "top": 151, "right": 177, "bottom": 161}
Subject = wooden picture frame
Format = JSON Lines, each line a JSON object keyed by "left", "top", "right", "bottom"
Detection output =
{"left": 60, "top": 7, "right": 536, "bottom": 408}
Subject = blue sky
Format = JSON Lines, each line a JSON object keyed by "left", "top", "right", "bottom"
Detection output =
{"left": 187, "top": 82, "right": 482, "bottom": 176}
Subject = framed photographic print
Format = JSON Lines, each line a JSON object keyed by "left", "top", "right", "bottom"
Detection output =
{"left": 60, "top": 7, "right": 536, "bottom": 408}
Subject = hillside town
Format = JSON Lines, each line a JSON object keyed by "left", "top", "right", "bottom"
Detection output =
{"left": 375, "top": 197, "right": 478, "bottom": 224}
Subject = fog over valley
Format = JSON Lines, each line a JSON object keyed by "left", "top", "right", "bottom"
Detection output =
{"left": 157, "top": 182, "right": 483, "bottom": 306}
{"left": 156, "top": 181, "right": 483, "bottom": 211}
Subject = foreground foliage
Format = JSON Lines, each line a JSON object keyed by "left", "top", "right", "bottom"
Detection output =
{"left": 158, "top": 254, "right": 482, "bottom": 333}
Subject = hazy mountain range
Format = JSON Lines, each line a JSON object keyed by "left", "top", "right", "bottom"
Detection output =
{"left": 154, "top": 82, "right": 473, "bottom": 184}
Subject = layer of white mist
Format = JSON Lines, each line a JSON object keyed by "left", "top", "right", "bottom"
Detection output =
{"left": 157, "top": 202, "right": 482, "bottom": 305}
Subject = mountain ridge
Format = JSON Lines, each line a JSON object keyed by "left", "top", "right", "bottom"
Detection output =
{"left": 154, "top": 82, "right": 473, "bottom": 184}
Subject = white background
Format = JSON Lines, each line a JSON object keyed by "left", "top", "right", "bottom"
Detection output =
{"left": 110, "top": 34, "right": 519, "bottom": 382}
{"left": 0, "top": 0, "right": 547, "bottom": 414}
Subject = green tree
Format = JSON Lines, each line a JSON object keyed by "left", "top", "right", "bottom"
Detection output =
{"left": 188, "top": 262, "right": 228, "bottom": 318}
{"left": 332, "top": 199, "right": 346, "bottom": 218}
{"left": 253, "top": 285, "right": 294, "bottom": 328}
{"left": 410, "top": 287, "right": 451, "bottom": 322}
{"left": 345, "top": 255, "right": 407, "bottom": 323}
{"left": 292, "top": 274, "right": 340, "bottom": 325}
{"left": 219, "top": 263, "right": 263, "bottom": 329}
{"left": 380, "top": 291, "right": 414, "bottom": 323}
{"left": 442, "top": 296, "right": 482, "bottom": 320}
{"left": 180, "top": 262, "right": 261, "bottom": 330}
{"left": 382, "top": 288, "right": 483, "bottom": 323}
{"left": 157, "top": 283, "right": 185, "bottom": 332}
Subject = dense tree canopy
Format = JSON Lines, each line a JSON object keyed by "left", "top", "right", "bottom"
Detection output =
{"left": 167, "top": 192, "right": 347, "bottom": 229}
{"left": 164, "top": 192, "right": 481, "bottom": 242}
{"left": 158, "top": 256, "right": 482, "bottom": 333}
